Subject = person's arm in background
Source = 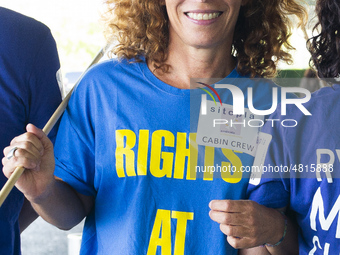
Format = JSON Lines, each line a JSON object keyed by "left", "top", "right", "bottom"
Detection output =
{"left": 239, "top": 246, "right": 270, "bottom": 255}
{"left": 209, "top": 201, "right": 298, "bottom": 255}
{"left": 264, "top": 209, "right": 298, "bottom": 255}
{"left": 19, "top": 198, "right": 38, "bottom": 233}
{"left": 17, "top": 16, "right": 63, "bottom": 231}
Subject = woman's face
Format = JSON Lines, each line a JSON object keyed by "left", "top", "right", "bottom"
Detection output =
{"left": 164, "top": 0, "right": 244, "bottom": 50}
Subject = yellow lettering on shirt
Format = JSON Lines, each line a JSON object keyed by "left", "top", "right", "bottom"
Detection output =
{"left": 147, "top": 209, "right": 172, "bottom": 255}
{"left": 174, "top": 132, "right": 189, "bottom": 179}
{"left": 115, "top": 129, "right": 136, "bottom": 177}
{"left": 137, "top": 130, "right": 149, "bottom": 176}
{"left": 187, "top": 133, "right": 198, "bottom": 180}
{"left": 221, "top": 149, "right": 243, "bottom": 183}
{"left": 115, "top": 129, "right": 244, "bottom": 183}
{"left": 147, "top": 209, "right": 194, "bottom": 255}
{"left": 172, "top": 211, "right": 194, "bottom": 255}
{"left": 150, "top": 130, "right": 174, "bottom": 178}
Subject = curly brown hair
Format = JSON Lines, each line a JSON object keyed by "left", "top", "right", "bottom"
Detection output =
{"left": 103, "top": 0, "right": 306, "bottom": 78}
{"left": 308, "top": 0, "right": 340, "bottom": 80}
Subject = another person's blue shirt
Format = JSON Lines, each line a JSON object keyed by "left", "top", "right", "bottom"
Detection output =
{"left": 248, "top": 85, "right": 340, "bottom": 254}
{"left": 0, "top": 7, "right": 61, "bottom": 254}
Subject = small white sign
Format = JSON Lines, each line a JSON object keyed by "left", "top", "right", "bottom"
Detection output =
{"left": 196, "top": 100, "right": 264, "bottom": 157}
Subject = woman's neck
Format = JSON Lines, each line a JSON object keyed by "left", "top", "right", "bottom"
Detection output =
{"left": 148, "top": 43, "right": 236, "bottom": 89}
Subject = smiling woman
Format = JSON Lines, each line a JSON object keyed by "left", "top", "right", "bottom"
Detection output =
{"left": 104, "top": 0, "right": 306, "bottom": 79}
{"left": 2, "top": 0, "right": 308, "bottom": 255}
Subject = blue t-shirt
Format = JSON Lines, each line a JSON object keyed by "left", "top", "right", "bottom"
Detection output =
{"left": 54, "top": 58, "right": 287, "bottom": 254}
{"left": 248, "top": 85, "right": 340, "bottom": 254}
{"left": 0, "top": 7, "right": 62, "bottom": 255}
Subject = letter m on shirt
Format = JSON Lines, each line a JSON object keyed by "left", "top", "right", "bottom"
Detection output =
{"left": 310, "top": 187, "right": 340, "bottom": 238}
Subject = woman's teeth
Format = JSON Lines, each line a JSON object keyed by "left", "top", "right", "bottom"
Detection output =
{"left": 186, "top": 12, "right": 221, "bottom": 21}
